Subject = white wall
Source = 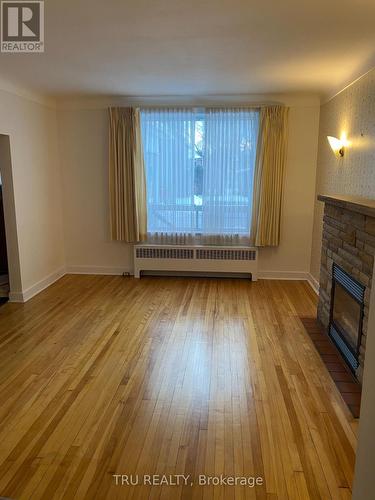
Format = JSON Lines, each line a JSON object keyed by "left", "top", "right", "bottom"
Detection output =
{"left": 58, "top": 108, "right": 133, "bottom": 274}
{"left": 58, "top": 96, "right": 320, "bottom": 278}
{"left": 310, "top": 68, "right": 375, "bottom": 281}
{"left": 0, "top": 89, "right": 65, "bottom": 298}
{"left": 258, "top": 104, "right": 320, "bottom": 278}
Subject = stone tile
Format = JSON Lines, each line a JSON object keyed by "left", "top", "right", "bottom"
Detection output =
{"left": 338, "top": 248, "right": 363, "bottom": 269}
{"left": 325, "top": 205, "right": 343, "bottom": 220}
{"left": 351, "top": 268, "right": 361, "bottom": 280}
{"left": 357, "top": 229, "right": 375, "bottom": 246}
{"left": 323, "top": 215, "right": 346, "bottom": 230}
{"left": 356, "top": 239, "right": 365, "bottom": 250}
{"left": 362, "top": 262, "right": 373, "bottom": 277}
{"left": 359, "top": 251, "right": 374, "bottom": 267}
{"left": 343, "top": 242, "right": 359, "bottom": 257}
{"left": 328, "top": 239, "right": 343, "bottom": 253}
{"left": 364, "top": 243, "right": 375, "bottom": 256}
{"left": 333, "top": 255, "right": 353, "bottom": 275}
{"left": 342, "top": 210, "right": 365, "bottom": 229}
{"left": 324, "top": 224, "right": 341, "bottom": 238}
{"left": 359, "top": 272, "right": 370, "bottom": 286}
{"left": 365, "top": 216, "right": 375, "bottom": 236}
{"left": 339, "top": 229, "right": 356, "bottom": 245}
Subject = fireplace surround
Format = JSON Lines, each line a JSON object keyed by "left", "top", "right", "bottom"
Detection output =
{"left": 317, "top": 194, "right": 375, "bottom": 381}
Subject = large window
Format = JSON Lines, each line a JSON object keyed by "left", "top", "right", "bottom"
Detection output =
{"left": 140, "top": 107, "right": 259, "bottom": 242}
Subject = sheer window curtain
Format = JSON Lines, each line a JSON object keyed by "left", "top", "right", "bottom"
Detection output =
{"left": 203, "top": 108, "right": 259, "bottom": 244}
{"left": 140, "top": 107, "right": 259, "bottom": 245}
{"left": 141, "top": 108, "right": 196, "bottom": 244}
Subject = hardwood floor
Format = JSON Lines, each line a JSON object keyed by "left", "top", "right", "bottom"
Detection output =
{"left": 0, "top": 275, "right": 357, "bottom": 499}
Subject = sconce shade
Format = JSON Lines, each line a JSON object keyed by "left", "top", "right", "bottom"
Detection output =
{"left": 327, "top": 136, "right": 345, "bottom": 157}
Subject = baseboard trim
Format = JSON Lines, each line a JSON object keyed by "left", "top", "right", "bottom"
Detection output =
{"left": 257, "top": 270, "right": 320, "bottom": 295}
{"left": 9, "top": 267, "right": 66, "bottom": 303}
{"left": 258, "top": 271, "right": 310, "bottom": 280}
{"left": 307, "top": 273, "right": 320, "bottom": 295}
{"left": 7, "top": 267, "right": 320, "bottom": 303}
{"left": 66, "top": 266, "right": 132, "bottom": 276}
{"left": 8, "top": 291, "right": 24, "bottom": 302}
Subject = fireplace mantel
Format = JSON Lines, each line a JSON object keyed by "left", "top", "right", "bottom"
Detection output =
{"left": 318, "top": 194, "right": 375, "bottom": 218}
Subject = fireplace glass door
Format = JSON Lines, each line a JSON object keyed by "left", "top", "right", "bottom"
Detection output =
{"left": 329, "top": 263, "right": 365, "bottom": 374}
{"left": 332, "top": 282, "right": 361, "bottom": 353}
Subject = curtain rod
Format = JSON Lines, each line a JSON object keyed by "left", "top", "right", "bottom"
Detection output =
{"left": 109, "top": 103, "right": 285, "bottom": 110}
{"left": 142, "top": 104, "right": 266, "bottom": 108}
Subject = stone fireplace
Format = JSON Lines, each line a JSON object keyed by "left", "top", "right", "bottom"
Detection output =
{"left": 317, "top": 195, "right": 375, "bottom": 382}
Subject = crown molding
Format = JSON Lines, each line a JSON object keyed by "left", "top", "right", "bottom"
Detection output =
{"left": 0, "top": 76, "right": 56, "bottom": 108}
{"left": 322, "top": 64, "right": 375, "bottom": 105}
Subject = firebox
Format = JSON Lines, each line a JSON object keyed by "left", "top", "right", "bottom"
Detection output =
{"left": 329, "top": 263, "right": 366, "bottom": 375}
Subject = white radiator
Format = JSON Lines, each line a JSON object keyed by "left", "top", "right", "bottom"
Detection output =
{"left": 134, "top": 244, "right": 258, "bottom": 280}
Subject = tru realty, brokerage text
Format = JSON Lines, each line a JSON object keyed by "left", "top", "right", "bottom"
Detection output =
{"left": 112, "top": 474, "right": 264, "bottom": 487}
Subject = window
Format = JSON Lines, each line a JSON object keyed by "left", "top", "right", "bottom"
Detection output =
{"left": 140, "top": 107, "right": 259, "bottom": 243}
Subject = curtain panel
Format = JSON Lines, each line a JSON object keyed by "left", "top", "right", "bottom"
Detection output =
{"left": 203, "top": 108, "right": 259, "bottom": 244}
{"left": 252, "top": 105, "right": 289, "bottom": 246}
{"left": 108, "top": 107, "right": 147, "bottom": 243}
{"left": 108, "top": 105, "right": 288, "bottom": 247}
{"left": 140, "top": 108, "right": 196, "bottom": 244}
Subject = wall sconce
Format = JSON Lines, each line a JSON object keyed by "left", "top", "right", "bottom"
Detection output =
{"left": 327, "top": 133, "right": 349, "bottom": 157}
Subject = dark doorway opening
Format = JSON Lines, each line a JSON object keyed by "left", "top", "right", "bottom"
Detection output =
{"left": 0, "top": 178, "right": 9, "bottom": 304}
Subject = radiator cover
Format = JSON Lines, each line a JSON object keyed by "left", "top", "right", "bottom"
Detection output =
{"left": 134, "top": 245, "right": 258, "bottom": 280}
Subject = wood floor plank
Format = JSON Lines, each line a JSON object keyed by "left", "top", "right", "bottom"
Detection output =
{"left": 0, "top": 276, "right": 357, "bottom": 499}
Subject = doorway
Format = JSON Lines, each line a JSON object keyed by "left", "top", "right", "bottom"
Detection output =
{"left": 0, "top": 134, "right": 22, "bottom": 302}
{"left": 0, "top": 173, "right": 9, "bottom": 303}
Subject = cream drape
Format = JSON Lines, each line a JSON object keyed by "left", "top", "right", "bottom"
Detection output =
{"left": 251, "top": 106, "right": 289, "bottom": 246}
{"left": 109, "top": 107, "right": 147, "bottom": 242}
